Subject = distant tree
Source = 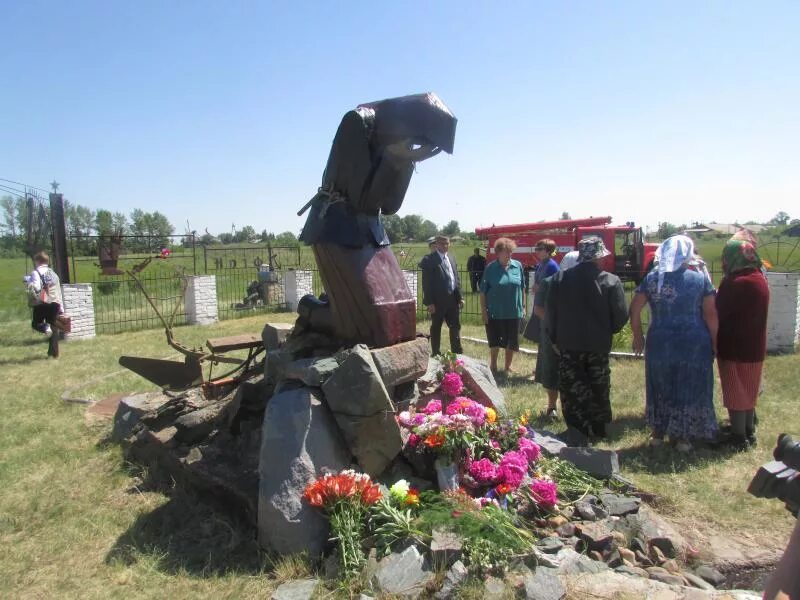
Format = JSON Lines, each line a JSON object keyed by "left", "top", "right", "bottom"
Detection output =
{"left": 274, "top": 231, "right": 299, "bottom": 246}
{"left": 233, "top": 225, "right": 256, "bottom": 243}
{"left": 218, "top": 232, "right": 234, "bottom": 244}
{"left": 790, "top": 219, "right": 800, "bottom": 227}
{"left": 769, "top": 211, "right": 790, "bottom": 225}
{"left": 129, "top": 209, "right": 174, "bottom": 252}
{"left": 112, "top": 212, "right": 128, "bottom": 234}
{"left": 560, "top": 211, "right": 571, "bottom": 220}
{"left": 382, "top": 214, "right": 403, "bottom": 243}
{"left": 400, "top": 214, "right": 424, "bottom": 241}
{"left": 95, "top": 209, "right": 114, "bottom": 235}
{"left": 657, "top": 221, "right": 678, "bottom": 239}
{"left": 441, "top": 220, "right": 460, "bottom": 236}
{"left": 420, "top": 219, "right": 438, "bottom": 241}
{"left": 0, "top": 196, "right": 17, "bottom": 238}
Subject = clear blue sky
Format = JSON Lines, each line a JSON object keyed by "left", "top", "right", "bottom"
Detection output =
{"left": 2, "top": 1, "right": 798, "bottom": 237}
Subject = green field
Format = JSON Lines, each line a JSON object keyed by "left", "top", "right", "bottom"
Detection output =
{"left": 0, "top": 313, "right": 796, "bottom": 598}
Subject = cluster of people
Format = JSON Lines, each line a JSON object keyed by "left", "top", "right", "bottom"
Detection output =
{"left": 420, "top": 229, "right": 771, "bottom": 451}
{"left": 630, "top": 230, "right": 769, "bottom": 451}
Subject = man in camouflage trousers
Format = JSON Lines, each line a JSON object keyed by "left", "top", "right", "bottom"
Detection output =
{"left": 545, "top": 237, "right": 628, "bottom": 442}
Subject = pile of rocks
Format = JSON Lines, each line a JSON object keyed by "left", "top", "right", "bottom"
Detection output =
{"left": 112, "top": 321, "right": 760, "bottom": 599}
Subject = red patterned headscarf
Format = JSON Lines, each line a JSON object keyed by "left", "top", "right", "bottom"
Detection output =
{"left": 722, "top": 229, "right": 762, "bottom": 275}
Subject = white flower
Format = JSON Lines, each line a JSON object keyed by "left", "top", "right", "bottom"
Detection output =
{"left": 389, "top": 479, "right": 410, "bottom": 501}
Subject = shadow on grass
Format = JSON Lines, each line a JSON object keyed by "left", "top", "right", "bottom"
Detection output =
{"left": 0, "top": 355, "right": 49, "bottom": 366}
{"left": 616, "top": 439, "right": 740, "bottom": 475}
{"left": 105, "top": 486, "right": 269, "bottom": 576}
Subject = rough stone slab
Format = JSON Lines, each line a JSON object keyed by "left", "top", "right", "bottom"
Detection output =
{"left": 531, "top": 430, "right": 566, "bottom": 456}
{"left": 174, "top": 398, "right": 236, "bottom": 444}
{"left": 257, "top": 386, "right": 351, "bottom": 556}
{"left": 615, "top": 564, "right": 650, "bottom": 578}
{"left": 459, "top": 357, "right": 507, "bottom": 416}
{"left": 271, "top": 578, "right": 319, "bottom": 600}
{"left": 265, "top": 349, "right": 293, "bottom": 383}
{"left": 112, "top": 392, "right": 173, "bottom": 442}
{"left": 536, "top": 537, "right": 564, "bottom": 554}
{"left": 322, "top": 344, "right": 402, "bottom": 477}
{"left": 434, "top": 560, "right": 468, "bottom": 600}
{"left": 695, "top": 565, "right": 726, "bottom": 587}
{"left": 458, "top": 354, "right": 497, "bottom": 385}
{"left": 430, "top": 528, "right": 463, "bottom": 565}
{"left": 684, "top": 572, "right": 716, "bottom": 591}
{"left": 373, "top": 545, "right": 434, "bottom": 597}
{"left": 524, "top": 566, "right": 566, "bottom": 600}
{"left": 559, "top": 447, "right": 619, "bottom": 479}
{"left": 262, "top": 322, "right": 293, "bottom": 351}
{"left": 282, "top": 357, "right": 340, "bottom": 387}
{"left": 370, "top": 337, "right": 430, "bottom": 387}
{"left": 646, "top": 567, "right": 686, "bottom": 586}
{"left": 600, "top": 493, "right": 641, "bottom": 516}
{"left": 555, "top": 548, "right": 608, "bottom": 575}
{"left": 416, "top": 357, "right": 442, "bottom": 395}
{"left": 575, "top": 521, "right": 614, "bottom": 552}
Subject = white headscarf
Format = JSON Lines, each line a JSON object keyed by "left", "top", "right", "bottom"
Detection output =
{"left": 655, "top": 235, "right": 695, "bottom": 293}
{"left": 559, "top": 250, "right": 580, "bottom": 271}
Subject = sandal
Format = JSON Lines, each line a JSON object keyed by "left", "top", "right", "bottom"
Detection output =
{"left": 541, "top": 408, "right": 558, "bottom": 419}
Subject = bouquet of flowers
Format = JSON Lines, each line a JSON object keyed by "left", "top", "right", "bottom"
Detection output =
{"left": 303, "top": 469, "right": 382, "bottom": 576}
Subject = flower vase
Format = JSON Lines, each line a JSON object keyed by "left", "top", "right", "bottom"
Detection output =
{"left": 434, "top": 457, "right": 459, "bottom": 491}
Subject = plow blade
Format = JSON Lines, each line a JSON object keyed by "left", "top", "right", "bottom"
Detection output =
{"left": 119, "top": 356, "right": 203, "bottom": 391}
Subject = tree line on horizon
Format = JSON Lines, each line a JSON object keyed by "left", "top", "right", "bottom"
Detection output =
{"left": 0, "top": 194, "right": 474, "bottom": 257}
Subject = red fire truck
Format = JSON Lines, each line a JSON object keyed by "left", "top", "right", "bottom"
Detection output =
{"left": 474, "top": 216, "right": 659, "bottom": 283}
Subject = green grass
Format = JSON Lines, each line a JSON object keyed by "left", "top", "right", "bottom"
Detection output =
{"left": 0, "top": 313, "right": 796, "bottom": 598}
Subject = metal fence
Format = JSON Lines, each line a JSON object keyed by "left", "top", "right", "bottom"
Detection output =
{"left": 78, "top": 257, "right": 727, "bottom": 335}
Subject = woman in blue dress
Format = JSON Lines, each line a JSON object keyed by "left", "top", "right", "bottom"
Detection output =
{"left": 629, "top": 235, "right": 719, "bottom": 452}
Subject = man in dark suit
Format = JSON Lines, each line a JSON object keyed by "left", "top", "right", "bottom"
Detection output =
{"left": 419, "top": 235, "right": 464, "bottom": 355}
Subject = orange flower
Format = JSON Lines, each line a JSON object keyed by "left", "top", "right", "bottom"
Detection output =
{"left": 495, "top": 483, "right": 513, "bottom": 495}
{"left": 303, "top": 480, "right": 326, "bottom": 507}
{"left": 404, "top": 489, "right": 420, "bottom": 506}
{"left": 361, "top": 484, "right": 383, "bottom": 505}
{"left": 423, "top": 433, "right": 446, "bottom": 448}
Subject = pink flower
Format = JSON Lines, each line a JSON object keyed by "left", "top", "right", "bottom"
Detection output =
{"left": 440, "top": 372, "right": 464, "bottom": 397}
{"left": 412, "top": 413, "right": 427, "bottom": 426}
{"left": 422, "top": 399, "right": 442, "bottom": 414}
{"left": 490, "top": 440, "right": 500, "bottom": 450}
{"left": 518, "top": 438, "right": 541, "bottom": 464}
{"left": 445, "top": 397, "right": 486, "bottom": 426}
{"left": 530, "top": 479, "right": 558, "bottom": 507}
{"left": 518, "top": 425, "right": 528, "bottom": 436}
{"left": 468, "top": 458, "right": 500, "bottom": 484}
{"left": 498, "top": 451, "right": 528, "bottom": 488}
{"left": 408, "top": 433, "right": 421, "bottom": 448}
{"left": 456, "top": 359, "right": 465, "bottom": 367}
{"left": 397, "top": 411, "right": 414, "bottom": 427}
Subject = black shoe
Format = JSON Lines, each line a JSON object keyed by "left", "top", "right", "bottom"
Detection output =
{"left": 721, "top": 433, "right": 750, "bottom": 452}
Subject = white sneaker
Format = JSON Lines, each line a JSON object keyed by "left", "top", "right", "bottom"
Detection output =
{"left": 44, "top": 325, "right": 53, "bottom": 338}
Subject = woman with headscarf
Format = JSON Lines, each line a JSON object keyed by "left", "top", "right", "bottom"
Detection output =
{"left": 716, "top": 230, "right": 769, "bottom": 449}
{"left": 629, "top": 235, "right": 718, "bottom": 452}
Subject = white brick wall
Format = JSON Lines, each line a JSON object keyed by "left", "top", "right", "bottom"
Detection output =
{"left": 282, "top": 270, "right": 313, "bottom": 312}
{"left": 185, "top": 275, "right": 219, "bottom": 325}
{"left": 402, "top": 270, "right": 418, "bottom": 306}
{"left": 62, "top": 283, "right": 96, "bottom": 340}
{"left": 766, "top": 272, "right": 800, "bottom": 354}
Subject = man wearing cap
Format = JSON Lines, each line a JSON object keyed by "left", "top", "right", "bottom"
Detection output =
{"left": 545, "top": 236, "right": 628, "bottom": 443}
{"left": 419, "top": 235, "right": 464, "bottom": 355}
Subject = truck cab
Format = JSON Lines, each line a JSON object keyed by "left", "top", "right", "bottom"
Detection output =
{"left": 475, "top": 217, "right": 658, "bottom": 283}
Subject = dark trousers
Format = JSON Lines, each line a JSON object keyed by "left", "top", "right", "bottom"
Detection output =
{"left": 32, "top": 303, "right": 61, "bottom": 358}
{"left": 469, "top": 271, "right": 482, "bottom": 293}
{"left": 559, "top": 351, "right": 611, "bottom": 437}
{"left": 430, "top": 297, "right": 462, "bottom": 356}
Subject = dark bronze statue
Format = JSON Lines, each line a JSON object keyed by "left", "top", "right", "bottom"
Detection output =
{"left": 298, "top": 93, "right": 457, "bottom": 348}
